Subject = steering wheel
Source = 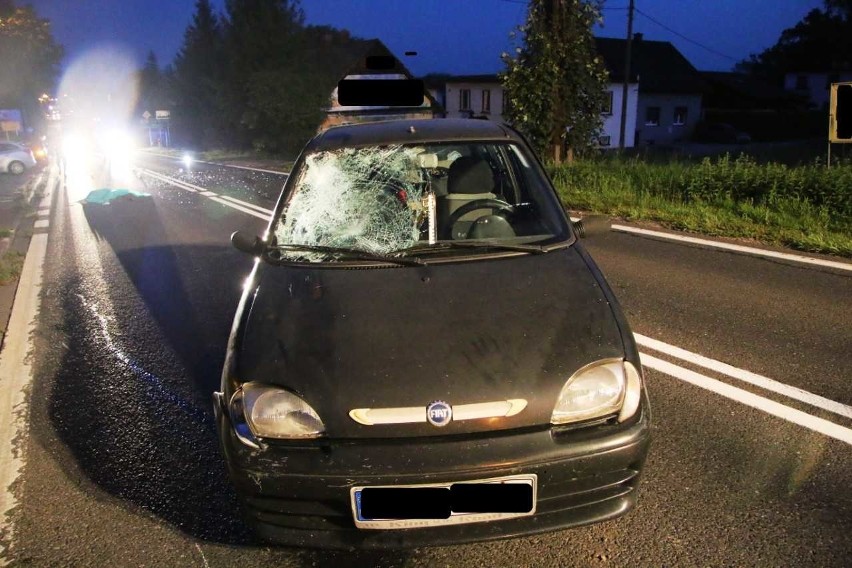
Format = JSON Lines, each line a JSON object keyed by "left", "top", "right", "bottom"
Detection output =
{"left": 443, "top": 198, "right": 515, "bottom": 238}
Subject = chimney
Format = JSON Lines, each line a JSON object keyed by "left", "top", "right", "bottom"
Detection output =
{"left": 633, "top": 33, "right": 643, "bottom": 42}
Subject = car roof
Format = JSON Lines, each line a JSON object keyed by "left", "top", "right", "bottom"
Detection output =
{"left": 306, "top": 119, "right": 523, "bottom": 152}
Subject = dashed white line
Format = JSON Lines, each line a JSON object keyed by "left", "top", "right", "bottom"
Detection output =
{"left": 640, "top": 353, "right": 852, "bottom": 446}
{"left": 612, "top": 224, "right": 852, "bottom": 272}
{"left": 33, "top": 220, "right": 49, "bottom": 229}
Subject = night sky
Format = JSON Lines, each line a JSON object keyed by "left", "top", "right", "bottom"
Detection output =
{"left": 28, "top": 0, "right": 824, "bottom": 77}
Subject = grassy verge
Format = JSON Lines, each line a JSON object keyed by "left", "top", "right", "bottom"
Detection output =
{"left": 549, "top": 154, "right": 852, "bottom": 258}
{"left": 0, "top": 252, "right": 25, "bottom": 286}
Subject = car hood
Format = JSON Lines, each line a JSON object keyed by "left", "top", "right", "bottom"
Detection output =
{"left": 236, "top": 248, "right": 627, "bottom": 438}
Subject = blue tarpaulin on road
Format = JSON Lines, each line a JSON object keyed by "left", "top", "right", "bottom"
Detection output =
{"left": 82, "top": 189, "right": 151, "bottom": 205}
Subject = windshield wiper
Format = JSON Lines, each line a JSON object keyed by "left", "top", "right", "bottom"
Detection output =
{"left": 268, "top": 243, "right": 426, "bottom": 266}
{"left": 401, "top": 240, "right": 548, "bottom": 255}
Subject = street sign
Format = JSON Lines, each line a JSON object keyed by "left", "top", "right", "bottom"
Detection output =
{"left": 155, "top": 110, "right": 170, "bottom": 120}
{"left": 829, "top": 82, "right": 852, "bottom": 143}
{"left": 142, "top": 110, "right": 152, "bottom": 120}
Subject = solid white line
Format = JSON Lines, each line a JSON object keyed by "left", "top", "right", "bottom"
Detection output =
{"left": 219, "top": 194, "right": 274, "bottom": 215}
{"left": 207, "top": 196, "right": 270, "bottom": 221}
{"left": 612, "top": 224, "right": 852, "bottom": 272}
{"left": 139, "top": 151, "right": 289, "bottom": 176}
{"left": 641, "top": 353, "right": 852, "bottom": 446}
{"left": 139, "top": 168, "right": 272, "bottom": 222}
{"left": 636, "top": 333, "right": 852, "bottom": 420}
{"left": 0, "top": 179, "right": 55, "bottom": 560}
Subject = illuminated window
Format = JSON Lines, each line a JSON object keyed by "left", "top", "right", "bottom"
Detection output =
{"left": 459, "top": 89, "right": 471, "bottom": 111}
{"left": 601, "top": 91, "right": 613, "bottom": 115}
{"left": 645, "top": 106, "right": 660, "bottom": 126}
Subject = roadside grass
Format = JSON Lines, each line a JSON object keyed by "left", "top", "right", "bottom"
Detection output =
{"left": 549, "top": 153, "right": 852, "bottom": 257}
{"left": 0, "top": 252, "right": 25, "bottom": 286}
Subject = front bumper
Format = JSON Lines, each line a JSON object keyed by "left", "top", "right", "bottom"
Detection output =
{"left": 215, "top": 398, "right": 650, "bottom": 550}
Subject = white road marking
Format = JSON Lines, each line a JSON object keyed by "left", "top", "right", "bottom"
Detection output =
{"left": 635, "top": 333, "right": 852, "bottom": 420}
{"left": 140, "top": 151, "right": 289, "bottom": 176}
{"left": 33, "top": 220, "right": 49, "bottom": 229}
{"left": 640, "top": 353, "right": 852, "bottom": 446}
{"left": 138, "top": 168, "right": 272, "bottom": 221}
{"left": 612, "top": 224, "right": 852, "bottom": 272}
{"left": 0, "top": 168, "right": 57, "bottom": 562}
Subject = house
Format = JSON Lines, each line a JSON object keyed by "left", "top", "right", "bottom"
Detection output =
{"left": 321, "top": 40, "right": 441, "bottom": 131}
{"left": 784, "top": 71, "right": 852, "bottom": 109}
{"left": 441, "top": 72, "right": 639, "bottom": 149}
{"left": 596, "top": 35, "right": 704, "bottom": 146}
{"left": 443, "top": 74, "right": 505, "bottom": 121}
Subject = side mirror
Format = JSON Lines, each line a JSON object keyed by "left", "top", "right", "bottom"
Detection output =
{"left": 231, "top": 231, "right": 264, "bottom": 255}
{"left": 573, "top": 215, "right": 611, "bottom": 238}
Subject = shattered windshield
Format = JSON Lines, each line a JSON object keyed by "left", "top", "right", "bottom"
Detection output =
{"left": 273, "top": 141, "right": 569, "bottom": 262}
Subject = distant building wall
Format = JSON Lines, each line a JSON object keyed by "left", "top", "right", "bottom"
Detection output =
{"left": 445, "top": 81, "right": 505, "bottom": 121}
{"left": 784, "top": 72, "right": 852, "bottom": 109}
{"left": 636, "top": 93, "right": 702, "bottom": 145}
{"left": 600, "top": 83, "right": 639, "bottom": 148}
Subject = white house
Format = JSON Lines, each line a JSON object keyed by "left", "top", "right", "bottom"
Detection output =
{"left": 441, "top": 74, "right": 638, "bottom": 148}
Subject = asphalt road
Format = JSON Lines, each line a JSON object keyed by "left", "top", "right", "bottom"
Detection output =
{"left": 5, "top": 152, "right": 852, "bottom": 567}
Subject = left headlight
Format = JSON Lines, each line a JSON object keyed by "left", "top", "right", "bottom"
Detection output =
{"left": 551, "top": 359, "right": 642, "bottom": 425}
{"left": 230, "top": 382, "right": 326, "bottom": 441}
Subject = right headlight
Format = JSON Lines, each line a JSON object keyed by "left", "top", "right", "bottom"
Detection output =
{"left": 230, "top": 382, "right": 326, "bottom": 445}
{"left": 551, "top": 359, "right": 642, "bottom": 425}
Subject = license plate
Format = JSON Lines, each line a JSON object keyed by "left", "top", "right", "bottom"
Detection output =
{"left": 350, "top": 474, "right": 536, "bottom": 529}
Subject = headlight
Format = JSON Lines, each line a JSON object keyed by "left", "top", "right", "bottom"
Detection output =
{"left": 230, "top": 382, "right": 325, "bottom": 442}
{"left": 551, "top": 359, "right": 642, "bottom": 425}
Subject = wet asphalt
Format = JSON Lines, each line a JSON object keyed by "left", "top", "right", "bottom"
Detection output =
{"left": 8, "top": 153, "right": 852, "bottom": 567}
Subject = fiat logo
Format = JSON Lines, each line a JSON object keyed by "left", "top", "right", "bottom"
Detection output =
{"left": 426, "top": 401, "right": 452, "bottom": 427}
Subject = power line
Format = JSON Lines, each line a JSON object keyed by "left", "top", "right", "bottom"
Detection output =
{"left": 634, "top": 7, "right": 739, "bottom": 61}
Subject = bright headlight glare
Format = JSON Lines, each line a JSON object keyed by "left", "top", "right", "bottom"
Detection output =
{"left": 551, "top": 360, "right": 628, "bottom": 425}
{"left": 240, "top": 382, "right": 325, "bottom": 439}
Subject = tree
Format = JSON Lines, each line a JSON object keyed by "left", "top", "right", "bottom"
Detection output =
{"left": 0, "top": 1, "right": 63, "bottom": 124}
{"left": 742, "top": 1, "right": 852, "bottom": 84}
{"left": 501, "top": 0, "right": 608, "bottom": 163}
{"left": 173, "top": 0, "right": 224, "bottom": 148}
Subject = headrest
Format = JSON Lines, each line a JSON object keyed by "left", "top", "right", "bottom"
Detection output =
{"left": 447, "top": 156, "right": 493, "bottom": 195}
{"left": 418, "top": 153, "right": 438, "bottom": 168}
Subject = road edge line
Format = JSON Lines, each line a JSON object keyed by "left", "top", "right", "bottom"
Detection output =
{"left": 0, "top": 167, "right": 56, "bottom": 563}
{"left": 613, "top": 224, "right": 852, "bottom": 272}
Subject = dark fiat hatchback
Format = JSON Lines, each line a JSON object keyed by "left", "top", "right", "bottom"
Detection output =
{"left": 214, "top": 118, "right": 650, "bottom": 549}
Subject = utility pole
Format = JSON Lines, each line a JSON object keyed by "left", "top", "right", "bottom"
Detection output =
{"left": 619, "top": 0, "right": 635, "bottom": 150}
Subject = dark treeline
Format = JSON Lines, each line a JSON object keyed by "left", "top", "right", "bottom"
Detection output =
{"left": 141, "top": 0, "right": 370, "bottom": 154}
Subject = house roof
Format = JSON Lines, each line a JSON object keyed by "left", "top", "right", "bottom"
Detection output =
{"left": 595, "top": 36, "right": 703, "bottom": 94}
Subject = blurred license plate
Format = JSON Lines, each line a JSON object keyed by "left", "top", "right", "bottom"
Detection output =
{"left": 351, "top": 474, "right": 536, "bottom": 529}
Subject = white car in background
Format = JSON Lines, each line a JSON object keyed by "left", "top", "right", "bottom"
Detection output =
{"left": 0, "top": 142, "right": 37, "bottom": 175}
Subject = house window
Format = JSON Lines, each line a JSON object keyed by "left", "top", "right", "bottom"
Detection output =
{"left": 602, "top": 91, "right": 614, "bottom": 115}
{"left": 645, "top": 106, "right": 661, "bottom": 126}
{"left": 598, "top": 135, "right": 611, "bottom": 147}
{"left": 482, "top": 89, "right": 491, "bottom": 113}
{"left": 796, "top": 75, "right": 808, "bottom": 90}
{"left": 459, "top": 89, "right": 471, "bottom": 111}
{"left": 673, "top": 106, "right": 688, "bottom": 126}
{"left": 503, "top": 90, "right": 511, "bottom": 114}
